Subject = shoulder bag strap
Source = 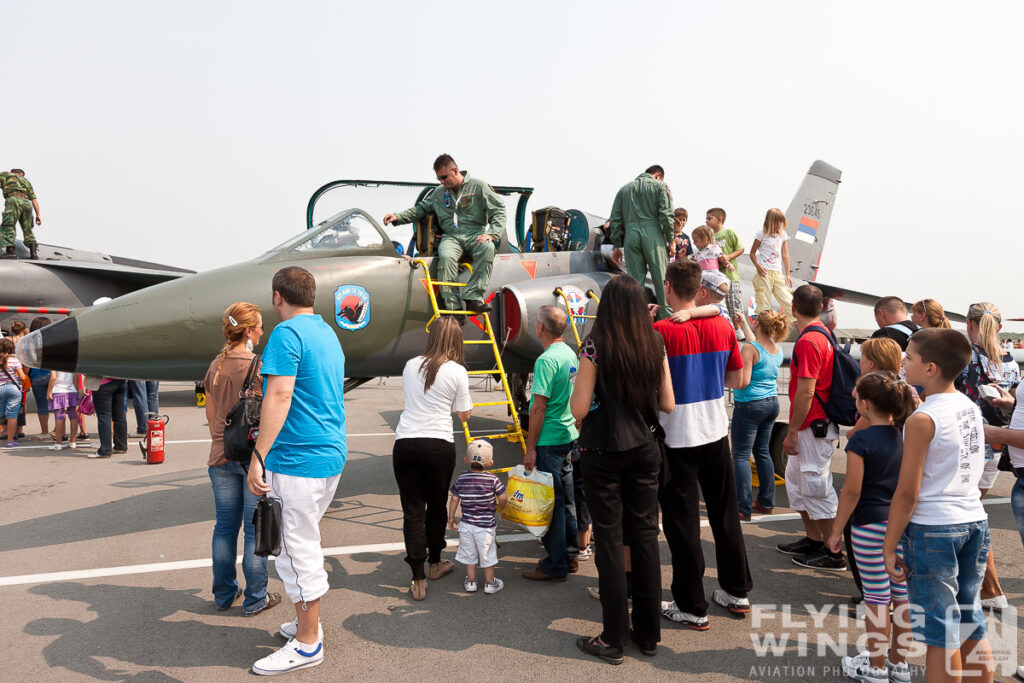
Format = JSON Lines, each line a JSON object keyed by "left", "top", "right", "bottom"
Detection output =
{"left": 241, "top": 354, "right": 262, "bottom": 395}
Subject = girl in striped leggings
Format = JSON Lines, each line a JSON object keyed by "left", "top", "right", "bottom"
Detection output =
{"left": 827, "top": 371, "right": 917, "bottom": 683}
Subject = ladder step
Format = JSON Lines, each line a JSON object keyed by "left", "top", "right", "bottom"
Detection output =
{"left": 472, "top": 400, "right": 513, "bottom": 407}
{"left": 437, "top": 309, "right": 478, "bottom": 315}
{"left": 428, "top": 281, "right": 468, "bottom": 287}
{"left": 463, "top": 340, "right": 492, "bottom": 345}
{"left": 467, "top": 370, "right": 502, "bottom": 375}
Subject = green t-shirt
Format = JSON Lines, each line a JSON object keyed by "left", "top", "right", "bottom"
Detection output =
{"left": 530, "top": 341, "right": 580, "bottom": 446}
{"left": 714, "top": 228, "right": 743, "bottom": 282}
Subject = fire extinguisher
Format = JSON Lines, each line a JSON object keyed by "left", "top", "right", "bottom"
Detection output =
{"left": 139, "top": 413, "right": 169, "bottom": 464}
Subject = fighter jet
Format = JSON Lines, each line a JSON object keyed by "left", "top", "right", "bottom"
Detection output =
{"left": 17, "top": 161, "right": 887, "bottom": 388}
{"left": 0, "top": 239, "right": 194, "bottom": 331}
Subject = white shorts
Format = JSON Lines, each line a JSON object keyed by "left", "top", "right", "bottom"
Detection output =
{"left": 267, "top": 470, "right": 341, "bottom": 604}
{"left": 785, "top": 425, "right": 839, "bottom": 520}
{"left": 979, "top": 453, "right": 1000, "bottom": 490}
{"left": 454, "top": 521, "right": 498, "bottom": 568}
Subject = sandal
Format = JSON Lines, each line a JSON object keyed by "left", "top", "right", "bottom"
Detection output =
{"left": 427, "top": 559, "right": 454, "bottom": 580}
{"left": 410, "top": 579, "right": 427, "bottom": 601}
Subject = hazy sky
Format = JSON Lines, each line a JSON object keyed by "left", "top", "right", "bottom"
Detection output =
{"left": 4, "top": 1, "right": 1022, "bottom": 329}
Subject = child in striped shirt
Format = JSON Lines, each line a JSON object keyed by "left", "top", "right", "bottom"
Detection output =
{"left": 826, "top": 372, "right": 917, "bottom": 683}
{"left": 448, "top": 440, "right": 507, "bottom": 594}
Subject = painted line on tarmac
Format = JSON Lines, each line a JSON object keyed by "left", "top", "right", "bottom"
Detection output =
{"left": 6, "top": 430, "right": 510, "bottom": 451}
{"left": 0, "top": 497, "right": 1012, "bottom": 588}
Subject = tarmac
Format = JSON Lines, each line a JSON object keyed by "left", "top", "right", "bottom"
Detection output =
{"left": 1, "top": 379, "right": 1022, "bottom": 682}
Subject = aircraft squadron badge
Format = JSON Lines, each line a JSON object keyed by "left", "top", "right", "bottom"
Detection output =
{"left": 335, "top": 285, "right": 370, "bottom": 331}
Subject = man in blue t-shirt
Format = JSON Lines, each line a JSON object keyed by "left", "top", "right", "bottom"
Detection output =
{"left": 247, "top": 266, "right": 346, "bottom": 676}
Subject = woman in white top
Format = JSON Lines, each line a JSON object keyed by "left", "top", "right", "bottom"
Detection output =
{"left": 392, "top": 316, "right": 473, "bottom": 600}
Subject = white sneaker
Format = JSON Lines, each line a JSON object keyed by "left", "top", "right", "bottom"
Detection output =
{"left": 252, "top": 638, "right": 324, "bottom": 675}
{"left": 278, "top": 619, "right": 323, "bottom": 641}
{"left": 48, "top": 444, "right": 65, "bottom": 451}
{"left": 578, "top": 546, "right": 594, "bottom": 561}
{"left": 67, "top": 442, "right": 77, "bottom": 450}
{"left": 464, "top": 577, "right": 478, "bottom": 593}
{"left": 886, "top": 657, "right": 911, "bottom": 683}
{"left": 980, "top": 594, "right": 1009, "bottom": 610}
{"left": 841, "top": 651, "right": 888, "bottom": 683}
{"left": 484, "top": 578, "right": 504, "bottom": 594}
{"left": 712, "top": 589, "right": 751, "bottom": 615}
{"left": 661, "top": 601, "right": 710, "bottom": 630}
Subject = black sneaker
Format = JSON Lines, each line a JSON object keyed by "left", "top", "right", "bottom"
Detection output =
{"left": 793, "top": 551, "right": 848, "bottom": 572}
{"left": 576, "top": 635, "right": 623, "bottom": 665}
{"left": 630, "top": 629, "right": 657, "bottom": 657}
{"left": 776, "top": 537, "right": 822, "bottom": 556}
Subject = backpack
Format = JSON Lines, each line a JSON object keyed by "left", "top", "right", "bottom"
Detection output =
{"left": 794, "top": 324, "right": 861, "bottom": 427}
{"left": 955, "top": 346, "right": 1012, "bottom": 427}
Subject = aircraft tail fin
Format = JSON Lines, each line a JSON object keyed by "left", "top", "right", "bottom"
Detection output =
{"left": 785, "top": 160, "right": 841, "bottom": 282}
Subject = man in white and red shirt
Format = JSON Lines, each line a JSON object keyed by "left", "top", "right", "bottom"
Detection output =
{"left": 654, "top": 260, "right": 751, "bottom": 631}
{"left": 776, "top": 285, "right": 845, "bottom": 571}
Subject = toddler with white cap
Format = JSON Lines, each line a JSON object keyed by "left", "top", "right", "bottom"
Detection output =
{"left": 448, "top": 439, "right": 508, "bottom": 593}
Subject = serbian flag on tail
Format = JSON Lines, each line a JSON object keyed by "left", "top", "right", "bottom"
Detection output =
{"left": 796, "top": 216, "right": 818, "bottom": 244}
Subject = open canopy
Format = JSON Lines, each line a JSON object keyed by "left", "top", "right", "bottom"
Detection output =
{"left": 305, "top": 179, "right": 535, "bottom": 253}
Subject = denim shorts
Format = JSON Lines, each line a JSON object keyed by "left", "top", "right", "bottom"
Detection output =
{"left": 902, "top": 520, "right": 989, "bottom": 649}
{"left": 1, "top": 382, "right": 21, "bottom": 419}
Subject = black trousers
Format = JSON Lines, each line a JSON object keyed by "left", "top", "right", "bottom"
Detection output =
{"left": 844, "top": 522, "right": 864, "bottom": 597}
{"left": 660, "top": 436, "right": 753, "bottom": 616}
{"left": 392, "top": 438, "right": 456, "bottom": 580}
{"left": 582, "top": 441, "right": 662, "bottom": 648}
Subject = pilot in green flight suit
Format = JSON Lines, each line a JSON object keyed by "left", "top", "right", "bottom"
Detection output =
{"left": 608, "top": 165, "right": 674, "bottom": 318}
{"left": 0, "top": 169, "right": 42, "bottom": 260}
{"left": 385, "top": 155, "right": 506, "bottom": 314}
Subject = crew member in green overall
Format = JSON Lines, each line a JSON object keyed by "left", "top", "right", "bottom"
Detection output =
{"left": 384, "top": 154, "right": 506, "bottom": 315}
{"left": 608, "top": 165, "right": 674, "bottom": 318}
{"left": 0, "top": 169, "right": 42, "bottom": 260}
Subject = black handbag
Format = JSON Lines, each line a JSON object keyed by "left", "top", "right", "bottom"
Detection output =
{"left": 252, "top": 448, "right": 283, "bottom": 557}
{"left": 223, "top": 355, "right": 262, "bottom": 462}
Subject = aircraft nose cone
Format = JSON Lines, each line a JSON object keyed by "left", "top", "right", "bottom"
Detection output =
{"left": 15, "top": 317, "right": 79, "bottom": 372}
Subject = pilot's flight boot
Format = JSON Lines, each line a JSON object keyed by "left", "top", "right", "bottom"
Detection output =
{"left": 28, "top": 244, "right": 38, "bottom": 260}
{"left": 464, "top": 299, "right": 492, "bottom": 313}
{"left": 1, "top": 246, "right": 15, "bottom": 259}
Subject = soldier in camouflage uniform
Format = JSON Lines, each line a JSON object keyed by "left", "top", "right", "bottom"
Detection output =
{"left": 384, "top": 154, "right": 506, "bottom": 314}
{"left": 608, "top": 165, "right": 675, "bottom": 318}
{"left": 0, "top": 169, "right": 42, "bottom": 260}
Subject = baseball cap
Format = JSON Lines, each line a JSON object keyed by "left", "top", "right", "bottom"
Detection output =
{"left": 700, "top": 270, "right": 730, "bottom": 297}
{"left": 467, "top": 439, "right": 494, "bottom": 467}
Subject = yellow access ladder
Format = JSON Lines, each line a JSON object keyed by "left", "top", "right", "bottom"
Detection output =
{"left": 412, "top": 259, "right": 526, "bottom": 454}
{"left": 552, "top": 287, "right": 600, "bottom": 350}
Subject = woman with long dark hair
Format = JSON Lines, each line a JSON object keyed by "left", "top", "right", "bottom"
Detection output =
{"left": 393, "top": 316, "right": 472, "bottom": 600}
{"left": 570, "top": 275, "right": 674, "bottom": 664}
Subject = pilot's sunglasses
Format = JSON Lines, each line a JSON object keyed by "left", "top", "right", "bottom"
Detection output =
{"left": 436, "top": 174, "right": 449, "bottom": 181}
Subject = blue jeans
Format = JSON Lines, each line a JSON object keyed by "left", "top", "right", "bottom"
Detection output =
{"left": 536, "top": 442, "right": 579, "bottom": 576}
{"left": 1, "top": 382, "right": 20, "bottom": 419}
{"left": 30, "top": 374, "right": 50, "bottom": 415}
{"left": 209, "top": 462, "right": 268, "bottom": 612}
{"left": 93, "top": 380, "right": 128, "bottom": 455}
{"left": 730, "top": 397, "right": 779, "bottom": 516}
{"left": 129, "top": 380, "right": 159, "bottom": 433}
{"left": 1011, "top": 477, "right": 1024, "bottom": 546}
{"left": 902, "top": 520, "right": 989, "bottom": 649}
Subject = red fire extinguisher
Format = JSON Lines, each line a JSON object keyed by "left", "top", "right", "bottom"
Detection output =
{"left": 140, "top": 413, "right": 169, "bottom": 464}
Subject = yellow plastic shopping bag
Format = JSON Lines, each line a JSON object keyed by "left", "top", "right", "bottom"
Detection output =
{"left": 500, "top": 465, "right": 555, "bottom": 537}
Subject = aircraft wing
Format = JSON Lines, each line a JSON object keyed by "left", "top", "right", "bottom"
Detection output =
{"left": 34, "top": 260, "right": 195, "bottom": 286}
{"left": 815, "top": 281, "right": 967, "bottom": 323}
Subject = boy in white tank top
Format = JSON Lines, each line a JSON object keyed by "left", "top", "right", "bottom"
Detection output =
{"left": 883, "top": 328, "right": 994, "bottom": 682}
